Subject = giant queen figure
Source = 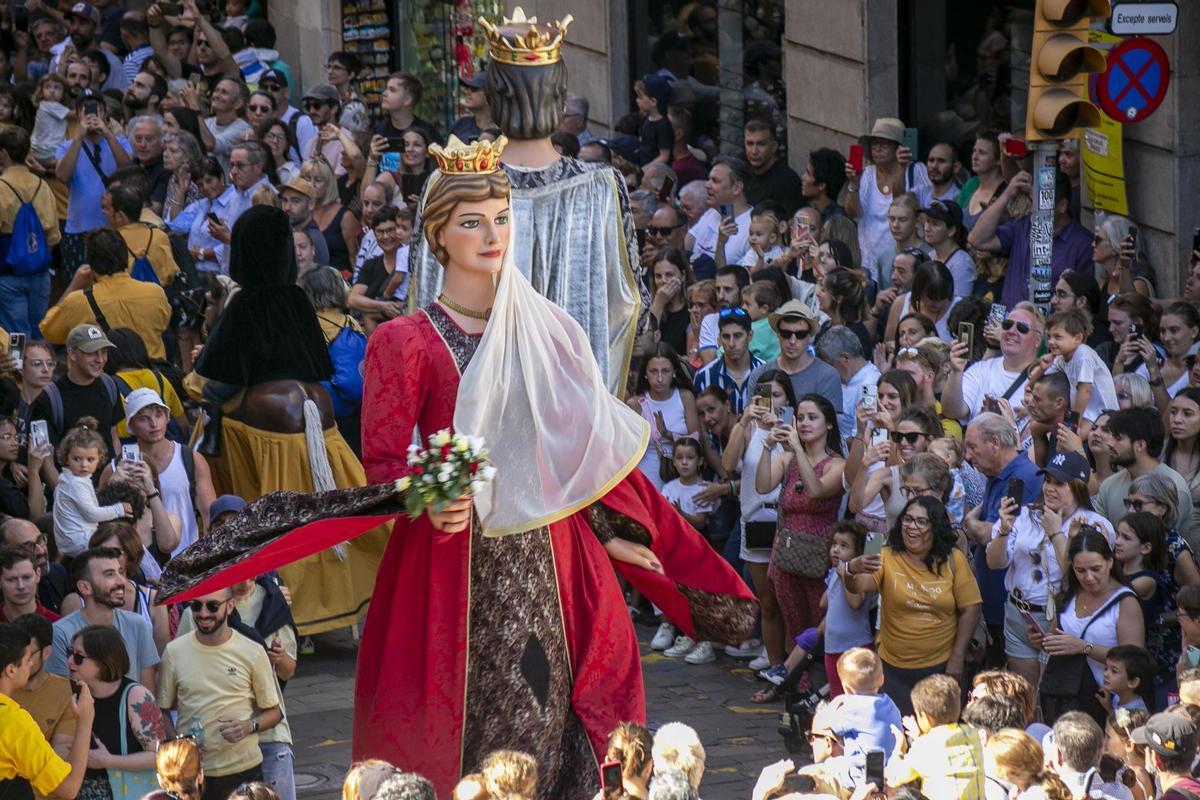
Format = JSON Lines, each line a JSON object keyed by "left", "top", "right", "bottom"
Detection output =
{"left": 157, "top": 135, "right": 754, "bottom": 799}
{"left": 408, "top": 7, "right": 647, "bottom": 392}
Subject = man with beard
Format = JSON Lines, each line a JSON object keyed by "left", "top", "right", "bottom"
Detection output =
{"left": 0, "top": 520, "right": 69, "bottom": 615}
{"left": 1022, "top": 371, "right": 1072, "bottom": 469}
{"left": 279, "top": 177, "right": 331, "bottom": 266}
{"left": 49, "top": 4, "right": 124, "bottom": 92}
{"left": 915, "top": 142, "right": 962, "bottom": 206}
{"left": 123, "top": 70, "right": 166, "bottom": 121}
{"left": 127, "top": 115, "right": 169, "bottom": 213}
{"left": 1096, "top": 407, "right": 1194, "bottom": 543}
{"left": 159, "top": 587, "right": 282, "bottom": 800}
{"left": 45, "top": 547, "right": 159, "bottom": 691}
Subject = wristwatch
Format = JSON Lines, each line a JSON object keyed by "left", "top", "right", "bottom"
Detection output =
{"left": 1084, "top": 643, "right": 1094, "bottom": 656}
{"left": 1149, "top": 376, "right": 1164, "bottom": 387}
{"left": 250, "top": 718, "right": 259, "bottom": 733}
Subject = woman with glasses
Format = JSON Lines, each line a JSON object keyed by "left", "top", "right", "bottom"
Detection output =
{"left": 167, "top": 157, "right": 227, "bottom": 276}
{"left": 67, "top": 624, "right": 165, "bottom": 800}
{"left": 849, "top": 405, "right": 943, "bottom": 530}
{"left": 245, "top": 91, "right": 276, "bottom": 133}
{"left": 844, "top": 370, "right": 918, "bottom": 529}
{"left": 350, "top": 206, "right": 407, "bottom": 336}
{"left": 648, "top": 249, "right": 694, "bottom": 356}
{"left": 755, "top": 394, "right": 845, "bottom": 684}
{"left": 685, "top": 280, "right": 717, "bottom": 369}
{"left": 1031, "top": 530, "right": 1143, "bottom": 724}
{"left": 874, "top": 194, "right": 928, "bottom": 291}
{"left": 1093, "top": 214, "right": 1155, "bottom": 301}
{"left": 1125, "top": 472, "right": 1200, "bottom": 702}
{"left": 723, "top": 370, "right": 796, "bottom": 675}
{"left": 257, "top": 119, "right": 299, "bottom": 185}
{"left": 844, "top": 495, "right": 982, "bottom": 713}
{"left": 988, "top": 452, "right": 1113, "bottom": 689}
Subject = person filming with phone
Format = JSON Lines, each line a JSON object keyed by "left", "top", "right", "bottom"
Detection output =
{"left": 987, "top": 451, "right": 1113, "bottom": 690}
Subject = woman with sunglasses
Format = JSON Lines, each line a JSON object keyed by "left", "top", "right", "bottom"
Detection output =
{"left": 67, "top": 624, "right": 165, "bottom": 800}
{"left": 989, "top": 452, "right": 1113, "bottom": 690}
{"left": 245, "top": 91, "right": 277, "bottom": 134}
{"left": 755, "top": 394, "right": 845, "bottom": 684}
{"left": 723, "top": 370, "right": 797, "bottom": 675}
{"left": 1031, "top": 529, "right": 1143, "bottom": 725}
{"left": 648, "top": 249, "right": 694, "bottom": 357}
{"left": 849, "top": 406, "right": 943, "bottom": 531}
{"left": 1125, "top": 472, "right": 1200, "bottom": 703}
{"left": 844, "top": 496, "right": 982, "bottom": 713}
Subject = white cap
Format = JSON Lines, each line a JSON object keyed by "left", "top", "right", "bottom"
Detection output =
{"left": 124, "top": 388, "right": 169, "bottom": 424}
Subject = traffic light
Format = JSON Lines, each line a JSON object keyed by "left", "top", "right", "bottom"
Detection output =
{"left": 1026, "top": 0, "right": 1112, "bottom": 141}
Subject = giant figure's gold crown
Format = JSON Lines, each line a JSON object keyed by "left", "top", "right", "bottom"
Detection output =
{"left": 477, "top": 6, "right": 573, "bottom": 67}
{"left": 428, "top": 135, "right": 508, "bottom": 174}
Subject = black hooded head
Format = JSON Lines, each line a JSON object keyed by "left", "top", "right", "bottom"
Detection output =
{"left": 229, "top": 204, "right": 297, "bottom": 289}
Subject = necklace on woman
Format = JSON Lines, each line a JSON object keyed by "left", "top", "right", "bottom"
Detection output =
{"left": 437, "top": 293, "right": 491, "bottom": 321}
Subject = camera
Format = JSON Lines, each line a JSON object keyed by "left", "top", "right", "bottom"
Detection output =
{"left": 777, "top": 643, "right": 830, "bottom": 756}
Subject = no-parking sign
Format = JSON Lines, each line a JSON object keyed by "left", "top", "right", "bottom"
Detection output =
{"left": 1094, "top": 36, "right": 1170, "bottom": 123}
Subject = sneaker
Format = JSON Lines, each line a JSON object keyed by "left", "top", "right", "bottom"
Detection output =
{"left": 684, "top": 641, "right": 716, "bottom": 664}
{"left": 748, "top": 647, "right": 770, "bottom": 671}
{"left": 651, "top": 622, "right": 676, "bottom": 651}
{"left": 725, "top": 637, "right": 763, "bottom": 659}
{"left": 663, "top": 636, "right": 696, "bottom": 658}
{"left": 758, "top": 663, "right": 788, "bottom": 685}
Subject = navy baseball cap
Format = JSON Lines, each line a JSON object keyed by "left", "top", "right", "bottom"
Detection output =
{"left": 209, "top": 494, "right": 247, "bottom": 525}
{"left": 1038, "top": 450, "right": 1091, "bottom": 484}
{"left": 260, "top": 69, "right": 288, "bottom": 88}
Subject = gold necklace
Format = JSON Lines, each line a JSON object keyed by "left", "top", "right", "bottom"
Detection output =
{"left": 437, "top": 293, "right": 491, "bottom": 321}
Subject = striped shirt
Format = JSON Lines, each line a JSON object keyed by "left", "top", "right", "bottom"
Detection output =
{"left": 693, "top": 355, "right": 764, "bottom": 415}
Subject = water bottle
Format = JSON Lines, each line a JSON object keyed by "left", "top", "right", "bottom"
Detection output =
{"left": 188, "top": 715, "right": 205, "bottom": 754}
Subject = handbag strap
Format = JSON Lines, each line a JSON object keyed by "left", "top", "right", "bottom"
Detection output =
{"left": 1075, "top": 589, "right": 1135, "bottom": 639}
{"left": 1000, "top": 365, "right": 1032, "bottom": 401}
{"left": 116, "top": 681, "right": 134, "bottom": 755}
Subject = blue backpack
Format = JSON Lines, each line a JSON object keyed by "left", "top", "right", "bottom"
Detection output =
{"left": 0, "top": 179, "right": 51, "bottom": 276}
{"left": 129, "top": 225, "right": 160, "bottom": 284}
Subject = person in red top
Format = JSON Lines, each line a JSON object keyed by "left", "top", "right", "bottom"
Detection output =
{"left": 1132, "top": 713, "right": 1200, "bottom": 800}
{"left": 0, "top": 545, "right": 60, "bottom": 623}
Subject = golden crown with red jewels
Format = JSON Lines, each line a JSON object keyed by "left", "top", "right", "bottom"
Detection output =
{"left": 428, "top": 135, "right": 509, "bottom": 174}
{"left": 477, "top": 6, "right": 574, "bottom": 67}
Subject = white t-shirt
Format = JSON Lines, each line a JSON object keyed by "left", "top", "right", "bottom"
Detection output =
{"left": 738, "top": 243, "right": 786, "bottom": 269}
{"left": 856, "top": 163, "right": 931, "bottom": 276}
{"left": 958, "top": 357, "right": 1031, "bottom": 424}
{"left": 662, "top": 478, "right": 715, "bottom": 517}
{"left": 1052, "top": 343, "right": 1118, "bottom": 423}
{"left": 689, "top": 207, "right": 753, "bottom": 265}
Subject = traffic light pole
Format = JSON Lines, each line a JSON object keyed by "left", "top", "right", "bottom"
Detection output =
{"left": 1028, "top": 140, "right": 1059, "bottom": 318}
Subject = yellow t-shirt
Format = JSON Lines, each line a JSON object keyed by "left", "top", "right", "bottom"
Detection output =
{"left": 0, "top": 693, "right": 70, "bottom": 797}
{"left": 868, "top": 546, "right": 982, "bottom": 668}
{"left": 158, "top": 630, "right": 281, "bottom": 777}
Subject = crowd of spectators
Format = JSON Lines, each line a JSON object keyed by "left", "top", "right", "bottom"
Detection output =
{"left": 3, "top": 1, "right": 1200, "bottom": 799}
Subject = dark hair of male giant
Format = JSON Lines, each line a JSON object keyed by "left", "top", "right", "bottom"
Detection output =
{"left": 884, "top": 496, "right": 956, "bottom": 575}
{"left": 484, "top": 59, "right": 567, "bottom": 140}
{"left": 1058, "top": 527, "right": 1130, "bottom": 605}
{"left": 421, "top": 170, "right": 511, "bottom": 267}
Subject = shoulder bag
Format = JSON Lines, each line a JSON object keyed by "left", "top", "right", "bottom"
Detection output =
{"left": 105, "top": 682, "right": 159, "bottom": 800}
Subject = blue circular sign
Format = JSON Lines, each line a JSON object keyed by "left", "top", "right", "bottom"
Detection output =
{"left": 1096, "top": 36, "right": 1170, "bottom": 124}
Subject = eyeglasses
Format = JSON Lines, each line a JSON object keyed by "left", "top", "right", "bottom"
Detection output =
{"left": 719, "top": 307, "right": 749, "bottom": 318}
{"left": 263, "top": 132, "right": 286, "bottom": 143}
{"left": 188, "top": 600, "right": 224, "bottom": 613}
{"left": 777, "top": 328, "right": 810, "bottom": 341}
{"left": 302, "top": 100, "right": 327, "bottom": 110}
{"left": 901, "top": 485, "right": 932, "bottom": 499}
{"left": 900, "top": 514, "right": 931, "bottom": 530}
{"left": 1001, "top": 319, "right": 1032, "bottom": 334}
{"left": 229, "top": 161, "right": 252, "bottom": 170}
{"left": 807, "top": 730, "right": 836, "bottom": 744}
{"left": 195, "top": 39, "right": 210, "bottom": 48}
{"left": 649, "top": 224, "right": 683, "bottom": 236}
{"left": 890, "top": 431, "right": 927, "bottom": 444}
{"left": 325, "top": 62, "right": 349, "bottom": 72}
{"left": 248, "top": 104, "right": 272, "bottom": 113}
{"left": 1028, "top": 548, "right": 1045, "bottom": 584}
{"left": 66, "top": 648, "right": 89, "bottom": 665}
{"left": 896, "top": 347, "right": 919, "bottom": 358}
{"left": 1124, "top": 498, "right": 1150, "bottom": 512}
{"left": 900, "top": 246, "right": 930, "bottom": 262}
{"left": 260, "top": 83, "right": 283, "bottom": 92}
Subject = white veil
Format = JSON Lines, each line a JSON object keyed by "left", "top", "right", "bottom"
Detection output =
{"left": 450, "top": 202, "right": 650, "bottom": 537}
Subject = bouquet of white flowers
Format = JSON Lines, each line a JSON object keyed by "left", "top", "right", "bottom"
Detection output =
{"left": 397, "top": 429, "right": 495, "bottom": 520}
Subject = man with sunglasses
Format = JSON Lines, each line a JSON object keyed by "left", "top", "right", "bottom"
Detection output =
{"left": 640, "top": 205, "right": 688, "bottom": 269}
{"left": 159, "top": 588, "right": 283, "bottom": 800}
{"left": 0, "top": 621, "right": 95, "bottom": 800}
{"left": 943, "top": 303, "right": 1044, "bottom": 426}
{"left": 257, "top": 70, "right": 317, "bottom": 163}
{"left": 47, "top": 547, "right": 159, "bottom": 692}
{"left": 1095, "top": 407, "right": 1194, "bottom": 542}
{"left": 748, "top": 300, "right": 842, "bottom": 416}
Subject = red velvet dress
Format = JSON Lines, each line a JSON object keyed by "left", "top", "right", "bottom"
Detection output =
{"left": 356, "top": 305, "right": 756, "bottom": 799}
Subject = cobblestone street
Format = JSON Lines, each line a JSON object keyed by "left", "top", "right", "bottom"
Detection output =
{"left": 286, "top": 626, "right": 791, "bottom": 799}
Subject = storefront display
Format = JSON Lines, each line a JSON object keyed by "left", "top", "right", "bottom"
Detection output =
{"left": 341, "top": 0, "right": 393, "bottom": 111}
